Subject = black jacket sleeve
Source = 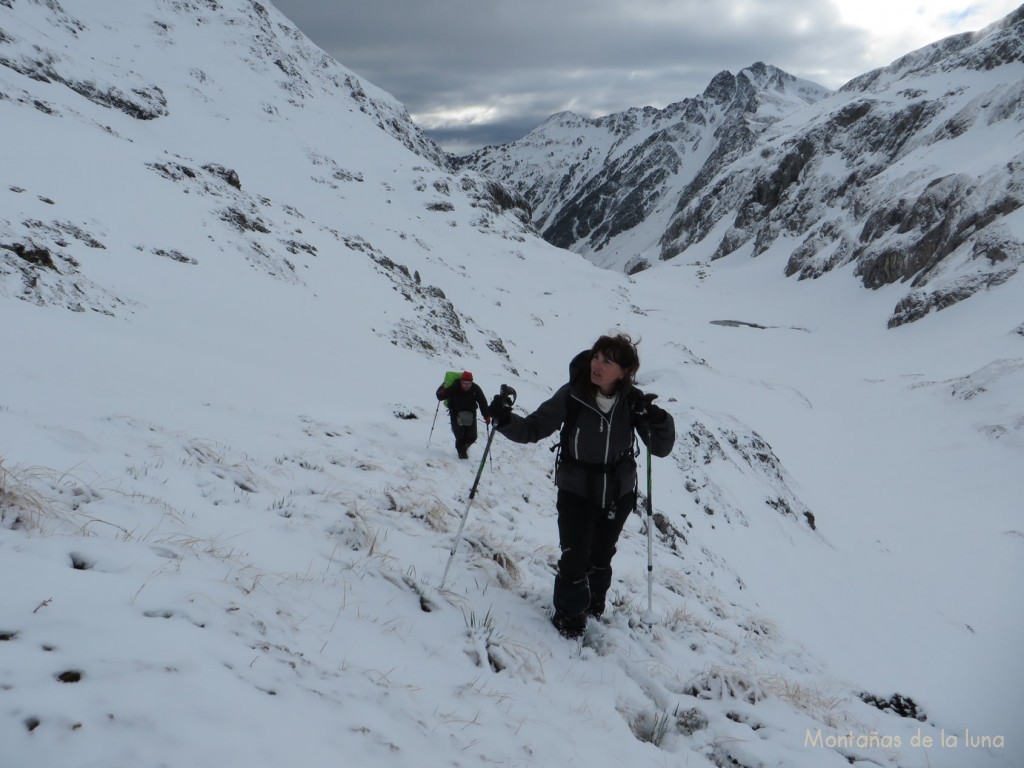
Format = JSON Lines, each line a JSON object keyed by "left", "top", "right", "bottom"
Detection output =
{"left": 631, "top": 388, "right": 676, "bottom": 458}
{"left": 495, "top": 384, "right": 569, "bottom": 444}
{"left": 474, "top": 384, "right": 490, "bottom": 418}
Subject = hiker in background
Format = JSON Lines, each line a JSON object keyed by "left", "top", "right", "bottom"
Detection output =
{"left": 487, "top": 334, "right": 675, "bottom": 638}
{"left": 436, "top": 371, "right": 491, "bottom": 459}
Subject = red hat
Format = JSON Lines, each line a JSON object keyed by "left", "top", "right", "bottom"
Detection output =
{"left": 461, "top": 371, "right": 473, "bottom": 381}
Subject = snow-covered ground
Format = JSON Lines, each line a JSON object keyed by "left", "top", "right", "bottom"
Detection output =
{"left": 1, "top": 2, "right": 1021, "bottom": 767}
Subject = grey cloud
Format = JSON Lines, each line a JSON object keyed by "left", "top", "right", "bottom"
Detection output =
{"left": 426, "top": 118, "right": 552, "bottom": 156}
{"left": 271, "top": 0, "right": 877, "bottom": 152}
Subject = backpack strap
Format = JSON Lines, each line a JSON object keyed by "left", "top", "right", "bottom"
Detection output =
{"left": 554, "top": 349, "right": 590, "bottom": 447}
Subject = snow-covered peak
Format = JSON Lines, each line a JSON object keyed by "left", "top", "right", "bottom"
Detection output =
{"left": 844, "top": 4, "right": 1024, "bottom": 94}
{"left": 459, "top": 62, "right": 832, "bottom": 271}
{"left": 0, "top": 0, "right": 446, "bottom": 164}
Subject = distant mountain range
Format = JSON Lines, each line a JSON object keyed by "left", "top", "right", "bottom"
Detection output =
{"left": 459, "top": 8, "right": 1024, "bottom": 326}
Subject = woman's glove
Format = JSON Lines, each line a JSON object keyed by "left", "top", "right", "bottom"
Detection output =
{"left": 488, "top": 394, "right": 513, "bottom": 426}
{"left": 631, "top": 392, "right": 667, "bottom": 429}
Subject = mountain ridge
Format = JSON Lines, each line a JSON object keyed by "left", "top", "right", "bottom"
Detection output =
{"left": 458, "top": 63, "right": 831, "bottom": 266}
{"left": 460, "top": 10, "right": 1024, "bottom": 327}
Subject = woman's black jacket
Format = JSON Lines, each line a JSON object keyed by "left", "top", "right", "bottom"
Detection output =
{"left": 496, "top": 352, "right": 675, "bottom": 507}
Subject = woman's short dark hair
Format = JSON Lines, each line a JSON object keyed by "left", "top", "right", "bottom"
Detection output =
{"left": 591, "top": 333, "right": 640, "bottom": 383}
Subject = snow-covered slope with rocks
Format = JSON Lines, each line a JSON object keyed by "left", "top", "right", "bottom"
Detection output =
{"left": 2, "top": 2, "right": 1021, "bottom": 768}
{"left": 462, "top": 10, "right": 1024, "bottom": 328}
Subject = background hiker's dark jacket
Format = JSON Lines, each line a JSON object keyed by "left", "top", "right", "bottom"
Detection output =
{"left": 497, "top": 350, "right": 675, "bottom": 507}
{"left": 437, "top": 381, "right": 490, "bottom": 425}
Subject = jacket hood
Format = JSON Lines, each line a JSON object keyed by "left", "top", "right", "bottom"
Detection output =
{"left": 569, "top": 349, "right": 590, "bottom": 386}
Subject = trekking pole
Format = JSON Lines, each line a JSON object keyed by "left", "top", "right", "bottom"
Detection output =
{"left": 427, "top": 400, "right": 441, "bottom": 449}
{"left": 439, "top": 384, "right": 516, "bottom": 589}
{"left": 645, "top": 426, "right": 654, "bottom": 618}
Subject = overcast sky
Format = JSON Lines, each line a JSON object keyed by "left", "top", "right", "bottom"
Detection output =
{"left": 270, "top": 0, "right": 1021, "bottom": 154}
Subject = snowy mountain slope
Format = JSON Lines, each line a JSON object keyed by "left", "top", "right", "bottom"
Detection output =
{"left": 461, "top": 9, "right": 1024, "bottom": 327}
{"left": 665, "top": 7, "right": 1024, "bottom": 328}
{"left": 0, "top": 0, "right": 522, "bottom": 328}
{"left": 460, "top": 63, "right": 832, "bottom": 272}
{"left": 1, "top": 2, "right": 1022, "bottom": 768}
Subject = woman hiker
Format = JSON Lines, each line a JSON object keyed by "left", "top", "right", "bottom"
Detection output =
{"left": 488, "top": 333, "right": 675, "bottom": 638}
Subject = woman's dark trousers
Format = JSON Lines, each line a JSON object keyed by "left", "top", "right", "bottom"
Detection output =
{"left": 552, "top": 489, "right": 636, "bottom": 617}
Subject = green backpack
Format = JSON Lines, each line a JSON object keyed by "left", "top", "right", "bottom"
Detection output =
{"left": 441, "top": 370, "right": 463, "bottom": 407}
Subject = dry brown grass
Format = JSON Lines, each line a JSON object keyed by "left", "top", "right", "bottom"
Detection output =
{"left": 0, "top": 458, "right": 57, "bottom": 531}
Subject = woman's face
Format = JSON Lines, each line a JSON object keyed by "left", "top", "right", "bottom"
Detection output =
{"left": 591, "top": 351, "right": 626, "bottom": 395}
